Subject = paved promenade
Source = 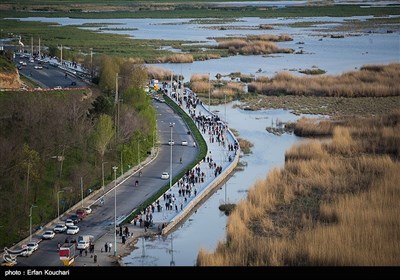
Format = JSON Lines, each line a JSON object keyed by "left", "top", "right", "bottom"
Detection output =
{"left": 73, "top": 85, "right": 240, "bottom": 267}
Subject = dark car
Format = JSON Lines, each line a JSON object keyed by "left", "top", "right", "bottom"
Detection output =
{"left": 71, "top": 81, "right": 77, "bottom": 86}
{"left": 69, "top": 214, "right": 80, "bottom": 224}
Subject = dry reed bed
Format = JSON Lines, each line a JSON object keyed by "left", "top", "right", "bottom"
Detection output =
{"left": 197, "top": 111, "right": 400, "bottom": 266}
{"left": 248, "top": 63, "right": 400, "bottom": 97}
{"left": 216, "top": 34, "right": 293, "bottom": 55}
{"left": 156, "top": 53, "right": 194, "bottom": 63}
{"left": 146, "top": 66, "right": 173, "bottom": 80}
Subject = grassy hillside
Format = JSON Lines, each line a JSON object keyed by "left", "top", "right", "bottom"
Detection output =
{"left": 0, "top": 87, "right": 156, "bottom": 248}
{"left": 0, "top": 55, "right": 16, "bottom": 73}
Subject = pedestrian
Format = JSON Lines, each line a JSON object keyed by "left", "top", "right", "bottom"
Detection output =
{"left": 104, "top": 242, "right": 108, "bottom": 253}
{"left": 108, "top": 242, "right": 112, "bottom": 252}
{"left": 180, "top": 157, "right": 182, "bottom": 164}
{"left": 94, "top": 254, "right": 97, "bottom": 263}
{"left": 85, "top": 249, "right": 88, "bottom": 256}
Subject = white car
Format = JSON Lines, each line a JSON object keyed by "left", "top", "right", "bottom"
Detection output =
{"left": 34, "top": 65, "right": 43, "bottom": 69}
{"left": 53, "top": 224, "right": 67, "bottom": 233}
{"left": 23, "top": 241, "right": 39, "bottom": 252}
{"left": 168, "top": 139, "right": 174, "bottom": 146}
{"left": 83, "top": 207, "right": 92, "bottom": 215}
{"left": 65, "top": 219, "right": 74, "bottom": 227}
{"left": 181, "top": 140, "right": 188, "bottom": 146}
{"left": 20, "top": 248, "right": 33, "bottom": 257}
{"left": 42, "top": 230, "right": 55, "bottom": 240}
{"left": 76, "top": 240, "right": 90, "bottom": 250}
{"left": 66, "top": 226, "right": 79, "bottom": 235}
{"left": 161, "top": 172, "right": 170, "bottom": 180}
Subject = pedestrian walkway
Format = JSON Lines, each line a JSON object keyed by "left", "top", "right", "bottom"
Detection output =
{"left": 74, "top": 83, "right": 240, "bottom": 267}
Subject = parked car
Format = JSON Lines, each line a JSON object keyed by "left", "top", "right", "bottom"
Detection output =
{"left": 65, "top": 219, "right": 74, "bottom": 227}
{"left": 82, "top": 206, "right": 92, "bottom": 215}
{"left": 42, "top": 230, "right": 55, "bottom": 240}
{"left": 161, "top": 172, "right": 170, "bottom": 180}
{"left": 181, "top": 140, "right": 188, "bottom": 146}
{"left": 53, "top": 224, "right": 67, "bottom": 233}
{"left": 66, "top": 226, "right": 79, "bottom": 235}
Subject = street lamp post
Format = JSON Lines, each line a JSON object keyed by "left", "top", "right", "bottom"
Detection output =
{"left": 90, "top": 47, "right": 93, "bottom": 79}
{"left": 57, "top": 190, "right": 64, "bottom": 222}
{"left": 112, "top": 166, "right": 118, "bottom": 257}
{"left": 138, "top": 139, "right": 140, "bottom": 169}
{"left": 153, "top": 129, "right": 156, "bottom": 149}
{"left": 102, "top": 161, "right": 108, "bottom": 193}
{"left": 169, "top": 123, "right": 175, "bottom": 189}
{"left": 80, "top": 177, "right": 84, "bottom": 208}
{"left": 208, "top": 73, "right": 211, "bottom": 112}
{"left": 29, "top": 204, "right": 37, "bottom": 241}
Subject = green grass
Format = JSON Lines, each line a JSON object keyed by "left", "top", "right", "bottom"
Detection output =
{"left": 0, "top": 55, "right": 16, "bottom": 73}
{"left": 1, "top": 5, "right": 399, "bottom": 19}
{"left": 121, "top": 93, "right": 207, "bottom": 225}
{"left": 299, "top": 68, "right": 326, "bottom": 75}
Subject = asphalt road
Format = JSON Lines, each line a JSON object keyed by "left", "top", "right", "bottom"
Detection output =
{"left": 16, "top": 100, "right": 199, "bottom": 266}
{"left": 15, "top": 56, "right": 87, "bottom": 89}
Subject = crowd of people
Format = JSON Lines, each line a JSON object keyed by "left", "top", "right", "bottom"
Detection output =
{"left": 131, "top": 81, "right": 239, "bottom": 233}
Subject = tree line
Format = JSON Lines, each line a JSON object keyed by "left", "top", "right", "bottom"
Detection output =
{"left": 0, "top": 54, "right": 156, "bottom": 248}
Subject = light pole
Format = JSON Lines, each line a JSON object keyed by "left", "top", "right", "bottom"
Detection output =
{"left": 138, "top": 139, "right": 140, "bottom": 169}
{"left": 120, "top": 150, "right": 123, "bottom": 177}
{"left": 112, "top": 166, "right": 118, "bottom": 257}
{"left": 29, "top": 204, "right": 37, "bottom": 241}
{"left": 80, "top": 177, "right": 84, "bottom": 208}
{"left": 90, "top": 47, "right": 93, "bottom": 79}
{"left": 153, "top": 129, "right": 156, "bottom": 149}
{"left": 102, "top": 161, "right": 108, "bottom": 193}
{"left": 57, "top": 190, "right": 64, "bottom": 222}
{"left": 208, "top": 73, "right": 211, "bottom": 112}
{"left": 169, "top": 123, "right": 175, "bottom": 189}
{"left": 51, "top": 155, "right": 65, "bottom": 178}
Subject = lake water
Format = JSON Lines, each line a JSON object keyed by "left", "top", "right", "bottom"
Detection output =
{"left": 121, "top": 104, "right": 318, "bottom": 266}
{"left": 14, "top": 15, "right": 399, "bottom": 81}
{"left": 10, "top": 12, "right": 400, "bottom": 266}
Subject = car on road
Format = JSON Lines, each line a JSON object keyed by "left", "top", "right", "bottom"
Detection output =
{"left": 82, "top": 206, "right": 92, "bottom": 215}
{"left": 76, "top": 209, "right": 86, "bottom": 220}
{"left": 66, "top": 225, "right": 79, "bottom": 235}
{"left": 69, "top": 214, "right": 80, "bottom": 224}
{"left": 53, "top": 224, "right": 67, "bottom": 233}
{"left": 54, "top": 86, "right": 62, "bottom": 90}
{"left": 34, "top": 65, "right": 43, "bottom": 69}
{"left": 42, "top": 230, "right": 55, "bottom": 240}
{"left": 21, "top": 241, "right": 39, "bottom": 257}
{"left": 65, "top": 219, "right": 74, "bottom": 227}
{"left": 161, "top": 172, "right": 170, "bottom": 180}
{"left": 168, "top": 139, "right": 174, "bottom": 146}
{"left": 76, "top": 240, "right": 90, "bottom": 250}
{"left": 181, "top": 140, "right": 188, "bottom": 146}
